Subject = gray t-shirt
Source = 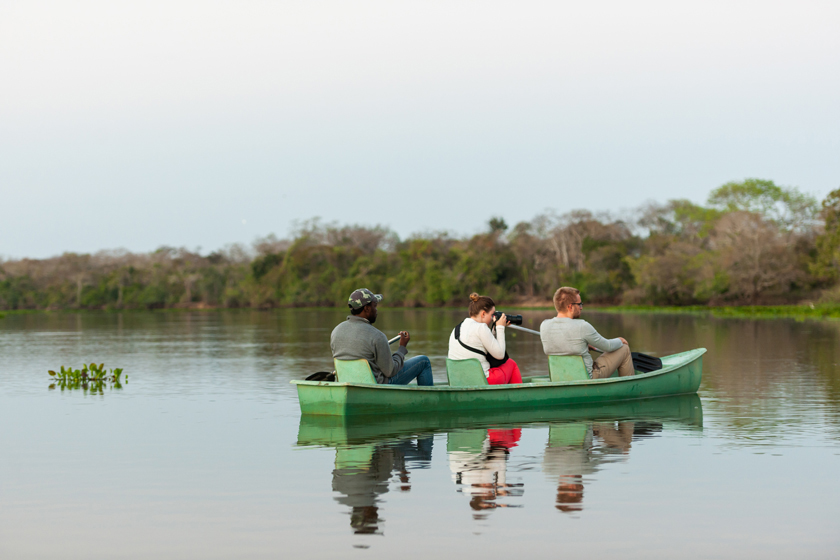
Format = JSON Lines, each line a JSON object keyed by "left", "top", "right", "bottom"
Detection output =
{"left": 540, "top": 317, "right": 623, "bottom": 374}
{"left": 331, "top": 316, "right": 408, "bottom": 384}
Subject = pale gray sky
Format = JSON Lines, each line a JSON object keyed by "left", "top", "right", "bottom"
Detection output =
{"left": 2, "top": 0, "right": 838, "bottom": 258}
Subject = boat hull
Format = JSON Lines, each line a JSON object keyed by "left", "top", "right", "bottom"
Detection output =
{"left": 297, "top": 393, "right": 703, "bottom": 446}
{"left": 292, "top": 348, "right": 705, "bottom": 416}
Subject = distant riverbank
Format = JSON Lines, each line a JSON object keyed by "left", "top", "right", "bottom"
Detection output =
{"left": 3, "top": 303, "right": 840, "bottom": 320}
{"left": 596, "top": 303, "right": 840, "bottom": 320}
{"left": 2, "top": 181, "right": 839, "bottom": 314}
{"left": 507, "top": 301, "right": 840, "bottom": 320}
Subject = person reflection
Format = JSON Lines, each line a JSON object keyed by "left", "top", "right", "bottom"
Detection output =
{"left": 544, "top": 421, "right": 655, "bottom": 513}
{"left": 331, "top": 436, "right": 433, "bottom": 534}
{"left": 449, "top": 428, "right": 524, "bottom": 519}
{"left": 593, "top": 421, "right": 634, "bottom": 453}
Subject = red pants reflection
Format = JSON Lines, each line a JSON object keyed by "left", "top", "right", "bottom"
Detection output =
{"left": 487, "top": 359, "right": 522, "bottom": 385}
{"left": 488, "top": 428, "right": 522, "bottom": 450}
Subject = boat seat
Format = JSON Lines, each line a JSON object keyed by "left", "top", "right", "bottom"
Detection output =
{"left": 446, "top": 358, "right": 488, "bottom": 387}
{"left": 334, "top": 359, "right": 377, "bottom": 384}
{"left": 335, "top": 444, "right": 376, "bottom": 468}
{"left": 548, "top": 355, "right": 590, "bottom": 382}
{"left": 548, "top": 423, "right": 589, "bottom": 447}
{"left": 447, "top": 429, "right": 487, "bottom": 453}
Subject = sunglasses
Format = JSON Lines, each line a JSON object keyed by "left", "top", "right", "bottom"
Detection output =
{"left": 571, "top": 302, "right": 584, "bottom": 307}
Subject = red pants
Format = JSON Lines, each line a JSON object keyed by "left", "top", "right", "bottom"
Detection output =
{"left": 487, "top": 358, "right": 522, "bottom": 385}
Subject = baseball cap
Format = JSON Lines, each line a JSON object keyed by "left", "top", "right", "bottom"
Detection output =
{"left": 348, "top": 288, "right": 383, "bottom": 310}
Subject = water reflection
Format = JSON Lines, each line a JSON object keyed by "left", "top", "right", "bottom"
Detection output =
{"left": 449, "top": 428, "right": 524, "bottom": 517}
{"left": 543, "top": 420, "right": 663, "bottom": 513}
{"left": 332, "top": 436, "right": 434, "bottom": 534}
{"left": 299, "top": 395, "right": 702, "bottom": 532}
{"left": 5, "top": 310, "right": 840, "bottom": 556}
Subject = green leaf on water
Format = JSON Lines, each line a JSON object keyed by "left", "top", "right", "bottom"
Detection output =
{"left": 48, "top": 370, "right": 56, "bottom": 376}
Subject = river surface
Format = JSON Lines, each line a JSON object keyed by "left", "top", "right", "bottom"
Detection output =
{"left": 1, "top": 309, "right": 839, "bottom": 559}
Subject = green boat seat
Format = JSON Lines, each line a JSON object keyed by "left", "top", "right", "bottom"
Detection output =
{"left": 335, "top": 444, "right": 376, "bottom": 469}
{"left": 548, "top": 423, "right": 588, "bottom": 447}
{"left": 446, "top": 358, "right": 488, "bottom": 387}
{"left": 548, "top": 355, "right": 590, "bottom": 382}
{"left": 447, "top": 429, "right": 487, "bottom": 453}
{"left": 334, "top": 359, "right": 377, "bottom": 384}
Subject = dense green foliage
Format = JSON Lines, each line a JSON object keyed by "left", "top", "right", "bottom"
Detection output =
{"left": 2, "top": 179, "right": 838, "bottom": 310}
{"left": 811, "top": 188, "right": 840, "bottom": 283}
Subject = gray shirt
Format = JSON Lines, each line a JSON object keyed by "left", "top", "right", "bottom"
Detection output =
{"left": 331, "top": 316, "right": 408, "bottom": 384}
{"left": 540, "top": 317, "right": 623, "bottom": 374}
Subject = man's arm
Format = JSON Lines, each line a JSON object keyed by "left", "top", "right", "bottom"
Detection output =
{"left": 581, "top": 322, "right": 623, "bottom": 353}
{"left": 372, "top": 332, "right": 407, "bottom": 378}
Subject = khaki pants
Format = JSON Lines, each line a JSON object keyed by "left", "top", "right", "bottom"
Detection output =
{"left": 591, "top": 344, "right": 634, "bottom": 379}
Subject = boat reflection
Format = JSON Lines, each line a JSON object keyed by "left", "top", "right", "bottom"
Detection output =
{"left": 543, "top": 419, "right": 663, "bottom": 513}
{"left": 331, "top": 436, "right": 433, "bottom": 534}
{"left": 297, "top": 395, "right": 702, "bottom": 532}
{"left": 448, "top": 427, "right": 524, "bottom": 518}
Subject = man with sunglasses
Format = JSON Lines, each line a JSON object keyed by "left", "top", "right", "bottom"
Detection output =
{"left": 540, "top": 287, "right": 635, "bottom": 379}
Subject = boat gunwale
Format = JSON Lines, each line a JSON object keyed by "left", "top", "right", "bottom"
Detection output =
{"left": 290, "top": 348, "right": 706, "bottom": 392}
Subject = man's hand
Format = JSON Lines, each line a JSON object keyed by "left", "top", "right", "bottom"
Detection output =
{"left": 619, "top": 337, "right": 628, "bottom": 345}
{"left": 399, "top": 331, "right": 411, "bottom": 347}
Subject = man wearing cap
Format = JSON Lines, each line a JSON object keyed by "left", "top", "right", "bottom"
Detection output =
{"left": 330, "top": 288, "right": 434, "bottom": 386}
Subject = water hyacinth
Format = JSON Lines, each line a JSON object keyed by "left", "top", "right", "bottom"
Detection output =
{"left": 48, "top": 363, "right": 126, "bottom": 393}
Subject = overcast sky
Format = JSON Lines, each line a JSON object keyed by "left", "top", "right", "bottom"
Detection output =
{"left": 1, "top": 0, "right": 838, "bottom": 259}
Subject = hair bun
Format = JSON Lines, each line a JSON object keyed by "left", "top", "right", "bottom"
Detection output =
{"left": 469, "top": 292, "right": 480, "bottom": 302}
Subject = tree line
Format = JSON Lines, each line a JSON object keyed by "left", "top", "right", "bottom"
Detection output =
{"left": 2, "top": 179, "right": 839, "bottom": 311}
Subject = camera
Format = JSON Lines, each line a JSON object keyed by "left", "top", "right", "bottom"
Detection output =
{"left": 493, "top": 311, "right": 523, "bottom": 326}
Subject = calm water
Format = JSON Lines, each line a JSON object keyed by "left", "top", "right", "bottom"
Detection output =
{"left": 1, "top": 309, "right": 839, "bottom": 559}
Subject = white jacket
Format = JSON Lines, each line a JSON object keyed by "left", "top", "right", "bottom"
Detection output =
{"left": 447, "top": 317, "right": 506, "bottom": 376}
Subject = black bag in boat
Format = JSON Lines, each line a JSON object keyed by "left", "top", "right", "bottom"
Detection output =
{"left": 454, "top": 323, "right": 509, "bottom": 368}
{"left": 631, "top": 352, "right": 662, "bottom": 373}
{"left": 305, "top": 371, "right": 336, "bottom": 382}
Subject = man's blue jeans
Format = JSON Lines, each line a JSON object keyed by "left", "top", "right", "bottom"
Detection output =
{"left": 386, "top": 355, "right": 434, "bottom": 386}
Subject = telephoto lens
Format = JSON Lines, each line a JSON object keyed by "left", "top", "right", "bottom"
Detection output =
{"left": 493, "top": 311, "right": 523, "bottom": 326}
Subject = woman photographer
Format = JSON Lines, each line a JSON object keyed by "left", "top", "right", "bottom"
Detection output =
{"left": 448, "top": 293, "right": 522, "bottom": 385}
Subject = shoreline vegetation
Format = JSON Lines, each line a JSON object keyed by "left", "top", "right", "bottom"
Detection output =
{"left": 2, "top": 303, "right": 839, "bottom": 320}
{"left": 2, "top": 180, "right": 839, "bottom": 315}
{"left": 599, "top": 303, "right": 840, "bottom": 319}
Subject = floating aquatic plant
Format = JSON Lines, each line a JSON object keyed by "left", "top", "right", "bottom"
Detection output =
{"left": 48, "top": 363, "right": 126, "bottom": 392}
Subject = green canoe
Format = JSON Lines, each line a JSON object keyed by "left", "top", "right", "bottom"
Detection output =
{"left": 292, "top": 348, "right": 705, "bottom": 416}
